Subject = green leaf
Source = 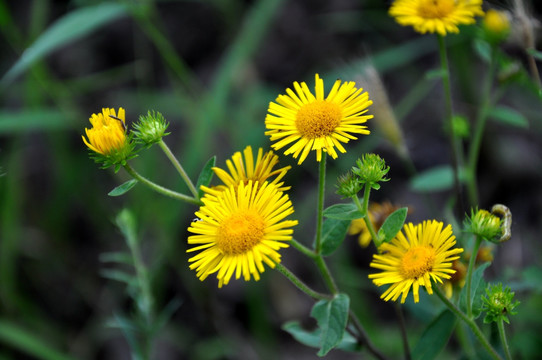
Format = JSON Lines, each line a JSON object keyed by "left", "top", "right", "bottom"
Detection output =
{"left": 0, "top": 109, "right": 71, "bottom": 134}
{"left": 459, "top": 262, "right": 491, "bottom": 318}
{"left": 411, "top": 310, "right": 456, "bottom": 360}
{"left": 488, "top": 105, "right": 529, "bottom": 128}
{"left": 425, "top": 68, "right": 447, "bottom": 80}
{"left": 310, "top": 294, "right": 350, "bottom": 357}
{"left": 1, "top": 3, "right": 128, "bottom": 85}
{"left": 323, "top": 203, "right": 364, "bottom": 220}
{"left": 196, "top": 156, "right": 216, "bottom": 198}
{"left": 0, "top": 320, "right": 76, "bottom": 360}
{"left": 282, "top": 321, "right": 361, "bottom": 353}
{"left": 108, "top": 179, "right": 138, "bottom": 197}
{"left": 377, "top": 207, "right": 408, "bottom": 244}
{"left": 99, "top": 251, "right": 133, "bottom": 265}
{"left": 410, "top": 165, "right": 466, "bottom": 193}
{"left": 320, "top": 218, "right": 351, "bottom": 256}
{"left": 100, "top": 269, "right": 135, "bottom": 286}
{"left": 473, "top": 39, "right": 491, "bottom": 62}
{"left": 527, "top": 48, "right": 542, "bottom": 61}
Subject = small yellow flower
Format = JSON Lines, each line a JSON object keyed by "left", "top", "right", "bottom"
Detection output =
{"left": 265, "top": 74, "right": 373, "bottom": 165}
{"left": 369, "top": 220, "right": 463, "bottom": 303}
{"left": 82, "top": 108, "right": 127, "bottom": 155}
{"left": 210, "top": 146, "right": 291, "bottom": 193}
{"left": 483, "top": 9, "right": 510, "bottom": 36}
{"left": 389, "top": 0, "right": 484, "bottom": 36}
{"left": 187, "top": 181, "right": 298, "bottom": 288}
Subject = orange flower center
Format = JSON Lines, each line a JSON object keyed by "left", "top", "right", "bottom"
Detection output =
{"left": 400, "top": 246, "right": 435, "bottom": 279}
{"left": 295, "top": 100, "right": 342, "bottom": 138}
{"left": 216, "top": 211, "right": 265, "bottom": 255}
{"left": 417, "top": 0, "right": 455, "bottom": 19}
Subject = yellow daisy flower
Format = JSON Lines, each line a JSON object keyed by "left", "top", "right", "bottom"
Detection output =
{"left": 82, "top": 107, "right": 127, "bottom": 155}
{"left": 187, "top": 181, "right": 298, "bottom": 288}
{"left": 265, "top": 74, "right": 373, "bottom": 165}
{"left": 211, "top": 146, "right": 291, "bottom": 193}
{"left": 369, "top": 220, "right": 463, "bottom": 303}
{"left": 389, "top": 0, "right": 484, "bottom": 36}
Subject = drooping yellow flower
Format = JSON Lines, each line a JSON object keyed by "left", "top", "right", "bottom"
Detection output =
{"left": 369, "top": 220, "right": 463, "bottom": 303}
{"left": 265, "top": 74, "right": 373, "bottom": 165}
{"left": 82, "top": 108, "right": 127, "bottom": 155}
{"left": 389, "top": 0, "right": 484, "bottom": 36}
{"left": 211, "top": 146, "right": 291, "bottom": 193}
{"left": 187, "top": 181, "right": 298, "bottom": 288}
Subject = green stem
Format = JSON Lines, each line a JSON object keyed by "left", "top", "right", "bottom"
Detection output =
{"left": 353, "top": 187, "right": 379, "bottom": 247}
{"left": 434, "top": 287, "right": 502, "bottom": 360}
{"left": 158, "top": 140, "right": 199, "bottom": 198}
{"left": 274, "top": 263, "right": 331, "bottom": 301}
{"left": 314, "top": 154, "right": 327, "bottom": 254}
{"left": 466, "top": 236, "right": 483, "bottom": 318}
{"left": 467, "top": 45, "right": 496, "bottom": 207}
{"left": 314, "top": 255, "right": 339, "bottom": 295}
{"left": 437, "top": 35, "right": 464, "bottom": 212}
{"left": 123, "top": 163, "right": 201, "bottom": 205}
{"left": 290, "top": 238, "right": 317, "bottom": 259}
{"left": 498, "top": 319, "right": 513, "bottom": 360}
{"left": 395, "top": 304, "right": 411, "bottom": 360}
{"left": 348, "top": 310, "right": 389, "bottom": 360}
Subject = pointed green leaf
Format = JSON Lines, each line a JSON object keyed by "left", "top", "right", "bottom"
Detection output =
{"left": 100, "top": 269, "right": 135, "bottom": 286}
{"left": 412, "top": 310, "right": 456, "bottom": 360}
{"left": 108, "top": 179, "right": 138, "bottom": 197}
{"left": 527, "top": 48, "right": 542, "bottom": 61}
{"left": 410, "top": 165, "right": 466, "bottom": 193}
{"left": 320, "top": 218, "right": 351, "bottom": 256}
{"left": 310, "top": 293, "right": 350, "bottom": 357}
{"left": 99, "top": 251, "right": 133, "bottom": 265}
{"left": 2, "top": 3, "right": 128, "bottom": 85}
{"left": 425, "top": 68, "right": 447, "bottom": 80}
{"left": 488, "top": 105, "right": 529, "bottom": 128}
{"left": 377, "top": 207, "right": 408, "bottom": 244}
{"left": 196, "top": 156, "right": 216, "bottom": 198}
{"left": 282, "top": 321, "right": 361, "bottom": 353}
{"left": 0, "top": 109, "right": 71, "bottom": 133}
{"left": 323, "top": 203, "right": 364, "bottom": 220}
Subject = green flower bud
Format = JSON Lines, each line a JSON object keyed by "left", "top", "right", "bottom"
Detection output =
{"left": 482, "top": 9, "right": 510, "bottom": 44}
{"left": 336, "top": 171, "right": 363, "bottom": 198}
{"left": 481, "top": 283, "right": 519, "bottom": 324}
{"left": 133, "top": 111, "right": 170, "bottom": 147}
{"left": 352, "top": 154, "right": 390, "bottom": 189}
{"left": 464, "top": 208, "right": 502, "bottom": 242}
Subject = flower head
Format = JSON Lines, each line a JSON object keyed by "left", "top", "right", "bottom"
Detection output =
{"left": 132, "top": 110, "right": 170, "bottom": 146}
{"left": 482, "top": 9, "right": 510, "bottom": 42}
{"left": 352, "top": 153, "right": 390, "bottom": 189}
{"left": 82, "top": 107, "right": 135, "bottom": 169}
{"left": 369, "top": 220, "right": 463, "bottom": 303}
{"left": 265, "top": 74, "right": 373, "bottom": 165}
{"left": 464, "top": 208, "right": 502, "bottom": 242}
{"left": 187, "top": 181, "right": 298, "bottom": 287}
{"left": 482, "top": 283, "right": 520, "bottom": 324}
{"left": 389, "top": 0, "right": 484, "bottom": 36}
{"left": 209, "top": 146, "right": 291, "bottom": 194}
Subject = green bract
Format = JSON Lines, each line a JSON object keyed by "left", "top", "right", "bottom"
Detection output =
{"left": 133, "top": 110, "right": 170, "bottom": 147}
{"left": 481, "top": 283, "right": 519, "bottom": 324}
{"left": 464, "top": 208, "right": 502, "bottom": 242}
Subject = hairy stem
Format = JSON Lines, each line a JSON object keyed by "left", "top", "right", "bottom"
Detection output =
{"left": 158, "top": 140, "right": 199, "bottom": 198}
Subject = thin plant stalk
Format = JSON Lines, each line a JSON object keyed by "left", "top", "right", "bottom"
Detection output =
{"left": 123, "top": 163, "right": 201, "bottom": 205}
{"left": 353, "top": 188, "right": 379, "bottom": 246}
{"left": 314, "top": 154, "right": 327, "bottom": 254}
{"left": 275, "top": 263, "right": 331, "bottom": 301}
{"left": 465, "top": 236, "right": 483, "bottom": 318}
{"left": 437, "top": 35, "right": 464, "bottom": 212}
{"left": 467, "top": 45, "right": 497, "bottom": 206}
{"left": 497, "top": 319, "right": 513, "bottom": 360}
{"left": 158, "top": 139, "right": 199, "bottom": 198}
{"left": 290, "top": 238, "right": 317, "bottom": 260}
{"left": 434, "top": 287, "right": 502, "bottom": 360}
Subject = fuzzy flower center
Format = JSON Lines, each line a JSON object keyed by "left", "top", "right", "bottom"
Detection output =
{"left": 295, "top": 100, "right": 342, "bottom": 138}
{"left": 417, "top": 0, "right": 455, "bottom": 19}
{"left": 400, "top": 246, "right": 435, "bottom": 279}
{"left": 216, "top": 211, "right": 265, "bottom": 255}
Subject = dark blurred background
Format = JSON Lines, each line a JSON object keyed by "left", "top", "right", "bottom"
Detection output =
{"left": 1, "top": 0, "right": 542, "bottom": 359}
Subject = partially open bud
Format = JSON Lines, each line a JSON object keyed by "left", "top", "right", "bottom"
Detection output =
{"left": 464, "top": 208, "right": 502, "bottom": 242}
{"left": 483, "top": 9, "right": 511, "bottom": 43}
{"left": 482, "top": 283, "right": 519, "bottom": 324}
